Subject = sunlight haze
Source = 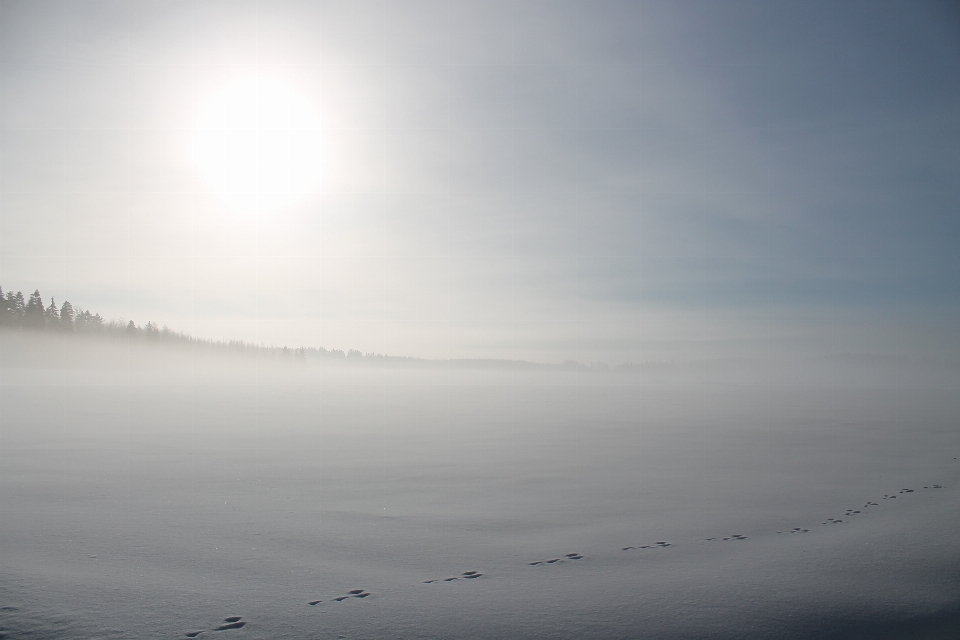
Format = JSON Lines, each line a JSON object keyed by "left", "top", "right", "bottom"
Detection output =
{"left": 1, "top": 0, "right": 958, "bottom": 364}
{"left": 190, "top": 74, "right": 323, "bottom": 213}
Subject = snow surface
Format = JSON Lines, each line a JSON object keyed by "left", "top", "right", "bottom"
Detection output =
{"left": 1, "top": 337, "right": 959, "bottom": 639}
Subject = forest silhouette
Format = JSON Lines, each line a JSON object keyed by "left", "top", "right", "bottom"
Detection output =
{"left": 0, "top": 285, "right": 617, "bottom": 371}
{"left": 0, "top": 285, "right": 317, "bottom": 362}
{"left": 0, "top": 287, "right": 600, "bottom": 370}
{"left": 1, "top": 287, "right": 107, "bottom": 333}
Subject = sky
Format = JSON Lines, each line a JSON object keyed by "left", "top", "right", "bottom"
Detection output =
{"left": 1, "top": 0, "right": 958, "bottom": 364}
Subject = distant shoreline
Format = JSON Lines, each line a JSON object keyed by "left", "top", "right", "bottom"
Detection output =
{"left": 0, "top": 326, "right": 651, "bottom": 372}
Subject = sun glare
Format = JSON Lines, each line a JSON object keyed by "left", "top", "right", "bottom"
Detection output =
{"left": 191, "top": 75, "right": 322, "bottom": 212}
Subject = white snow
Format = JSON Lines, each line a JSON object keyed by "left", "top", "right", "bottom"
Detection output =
{"left": 1, "top": 333, "right": 958, "bottom": 639}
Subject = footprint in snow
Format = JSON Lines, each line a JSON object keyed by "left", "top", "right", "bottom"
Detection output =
{"left": 779, "top": 483, "right": 947, "bottom": 535}
{"left": 186, "top": 616, "right": 246, "bottom": 637}
{"left": 424, "top": 570, "right": 484, "bottom": 583}
{"left": 705, "top": 534, "right": 747, "bottom": 542}
{"left": 329, "top": 589, "right": 371, "bottom": 601}
{"left": 623, "top": 542, "right": 671, "bottom": 550}
{"left": 216, "top": 617, "right": 246, "bottom": 631}
{"left": 529, "top": 553, "right": 584, "bottom": 565}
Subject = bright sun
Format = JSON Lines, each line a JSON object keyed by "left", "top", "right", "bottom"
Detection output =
{"left": 191, "top": 75, "right": 322, "bottom": 212}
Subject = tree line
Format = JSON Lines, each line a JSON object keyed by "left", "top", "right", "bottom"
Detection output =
{"left": 0, "top": 284, "right": 312, "bottom": 360}
{"left": 0, "top": 285, "right": 221, "bottom": 345}
{"left": 0, "top": 287, "right": 109, "bottom": 332}
{"left": 1, "top": 285, "right": 625, "bottom": 370}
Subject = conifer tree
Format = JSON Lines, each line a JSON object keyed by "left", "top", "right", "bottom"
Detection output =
{"left": 74, "top": 309, "right": 104, "bottom": 333}
{"left": 75, "top": 309, "right": 91, "bottom": 332}
{"left": 5, "top": 291, "right": 25, "bottom": 326}
{"left": 60, "top": 301, "right": 75, "bottom": 331}
{"left": 24, "top": 290, "right": 45, "bottom": 329}
{"left": 44, "top": 298, "right": 60, "bottom": 327}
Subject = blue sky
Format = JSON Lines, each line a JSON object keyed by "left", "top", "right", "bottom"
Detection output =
{"left": 1, "top": 1, "right": 958, "bottom": 362}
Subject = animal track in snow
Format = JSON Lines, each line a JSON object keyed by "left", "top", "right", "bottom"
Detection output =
{"left": 306, "top": 591, "right": 364, "bottom": 604}
{"left": 286, "top": 479, "right": 957, "bottom": 620}
{"left": 793, "top": 483, "right": 944, "bottom": 533}
{"left": 184, "top": 615, "right": 247, "bottom": 637}
{"left": 216, "top": 617, "right": 246, "bottom": 631}
{"left": 327, "top": 589, "right": 371, "bottom": 602}
{"left": 529, "top": 553, "right": 584, "bottom": 565}
{"left": 622, "top": 542, "right": 672, "bottom": 550}
{"left": 424, "top": 570, "right": 484, "bottom": 583}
